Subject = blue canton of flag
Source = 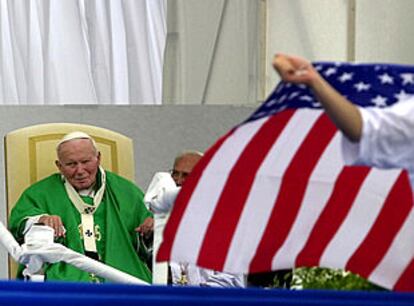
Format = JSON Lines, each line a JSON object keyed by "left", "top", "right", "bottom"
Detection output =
{"left": 249, "top": 62, "right": 414, "bottom": 123}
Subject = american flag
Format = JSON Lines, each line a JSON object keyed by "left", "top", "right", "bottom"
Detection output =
{"left": 158, "top": 62, "right": 414, "bottom": 291}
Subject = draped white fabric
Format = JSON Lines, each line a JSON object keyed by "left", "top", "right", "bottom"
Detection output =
{"left": 0, "top": 0, "right": 166, "bottom": 105}
{"left": 0, "top": 222, "right": 148, "bottom": 284}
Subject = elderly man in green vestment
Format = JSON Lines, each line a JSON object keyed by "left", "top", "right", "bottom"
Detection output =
{"left": 9, "top": 131, "right": 153, "bottom": 283}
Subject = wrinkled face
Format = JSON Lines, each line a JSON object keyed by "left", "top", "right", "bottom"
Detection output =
{"left": 172, "top": 154, "right": 202, "bottom": 186}
{"left": 56, "top": 139, "right": 101, "bottom": 190}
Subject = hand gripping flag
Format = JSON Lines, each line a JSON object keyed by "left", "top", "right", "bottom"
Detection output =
{"left": 158, "top": 62, "right": 414, "bottom": 291}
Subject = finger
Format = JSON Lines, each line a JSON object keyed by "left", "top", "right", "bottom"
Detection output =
{"left": 38, "top": 215, "right": 49, "bottom": 225}
{"left": 49, "top": 221, "right": 57, "bottom": 236}
{"left": 55, "top": 219, "right": 65, "bottom": 237}
{"left": 140, "top": 227, "right": 150, "bottom": 236}
{"left": 273, "top": 54, "right": 295, "bottom": 74}
{"left": 45, "top": 220, "right": 57, "bottom": 236}
{"left": 48, "top": 216, "right": 62, "bottom": 237}
{"left": 55, "top": 223, "right": 62, "bottom": 237}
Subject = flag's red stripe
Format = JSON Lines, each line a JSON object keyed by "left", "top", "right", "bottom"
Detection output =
{"left": 197, "top": 110, "right": 296, "bottom": 270}
{"left": 157, "top": 129, "right": 236, "bottom": 262}
{"left": 346, "top": 171, "right": 413, "bottom": 279}
{"left": 295, "top": 166, "right": 370, "bottom": 267}
{"left": 394, "top": 252, "right": 414, "bottom": 291}
{"left": 249, "top": 114, "right": 337, "bottom": 273}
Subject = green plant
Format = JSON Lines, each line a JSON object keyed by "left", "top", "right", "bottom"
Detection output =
{"left": 288, "top": 267, "right": 386, "bottom": 291}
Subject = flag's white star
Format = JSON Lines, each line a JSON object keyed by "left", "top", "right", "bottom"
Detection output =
{"left": 324, "top": 67, "right": 337, "bottom": 77}
{"left": 276, "top": 105, "right": 288, "bottom": 112}
{"left": 378, "top": 73, "right": 394, "bottom": 84}
{"left": 275, "top": 85, "right": 284, "bottom": 94}
{"left": 300, "top": 95, "right": 314, "bottom": 102}
{"left": 288, "top": 92, "right": 300, "bottom": 100}
{"left": 401, "top": 73, "right": 414, "bottom": 85}
{"left": 265, "top": 99, "right": 278, "bottom": 107}
{"left": 354, "top": 82, "right": 371, "bottom": 92}
{"left": 395, "top": 90, "right": 412, "bottom": 101}
{"left": 252, "top": 111, "right": 266, "bottom": 119}
{"left": 371, "top": 95, "right": 388, "bottom": 107}
{"left": 312, "top": 101, "right": 322, "bottom": 108}
{"left": 338, "top": 72, "right": 353, "bottom": 83}
{"left": 277, "top": 94, "right": 287, "bottom": 103}
{"left": 268, "top": 109, "right": 278, "bottom": 115}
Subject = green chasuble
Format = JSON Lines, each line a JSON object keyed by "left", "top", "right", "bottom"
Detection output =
{"left": 9, "top": 171, "right": 152, "bottom": 283}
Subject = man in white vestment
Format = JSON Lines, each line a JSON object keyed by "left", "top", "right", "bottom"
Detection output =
{"left": 146, "top": 151, "right": 246, "bottom": 287}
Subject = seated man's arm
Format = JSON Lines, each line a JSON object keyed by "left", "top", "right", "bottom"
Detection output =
{"left": 9, "top": 192, "right": 49, "bottom": 239}
{"left": 133, "top": 184, "right": 154, "bottom": 238}
{"left": 10, "top": 188, "right": 66, "bottom": 240}
{"left": 149, "top": 188, "right": 180, "bottom": 214}
{"left": 144, "top": 172, "right": 179, "bottom": 214}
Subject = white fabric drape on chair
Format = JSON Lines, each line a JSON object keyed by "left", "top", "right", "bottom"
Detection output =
{"left": 0, "top": 0, "right": 166, "bottom": 105}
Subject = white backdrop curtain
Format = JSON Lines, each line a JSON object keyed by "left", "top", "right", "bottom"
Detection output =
{"left": 0, "top": 0, "right": 166, "bottom": 104}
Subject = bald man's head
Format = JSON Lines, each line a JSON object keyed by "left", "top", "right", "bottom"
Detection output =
{"left": 171, "top": 151, "right": 203, "bottom": 186}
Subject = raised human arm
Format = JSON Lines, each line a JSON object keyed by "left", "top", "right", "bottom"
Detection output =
{"left": 273, "top": 54, "right": 362, "bottom": 142}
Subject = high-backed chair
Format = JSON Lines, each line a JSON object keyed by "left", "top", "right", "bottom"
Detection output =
{"left": 4, "top": 123, "right": 135, "bottom": 279}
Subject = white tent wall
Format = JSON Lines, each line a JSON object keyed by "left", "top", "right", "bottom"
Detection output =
{"left": 0, "top": 0, "right": 166, "bottom": 105}
{"left": 266, "top": 0, "right": 414, "bottom": 93}
{"left": 265, "top": 0, "right": 350, "bottom": 94}
{"left": 164, "top": 0, "right": 414, "bottom": 105}
{"left": 4, "top": 0, "right": 413, "bottom": 105}
{"left": 354, "top": 0, "right": 414, "bottom": 64}
{"left": 162, "top": 0, "right": 266, "bottom": 105}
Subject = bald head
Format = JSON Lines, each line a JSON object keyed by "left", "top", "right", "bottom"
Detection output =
{"left": 172, "top": 151, "right": 203, "bottom": 186}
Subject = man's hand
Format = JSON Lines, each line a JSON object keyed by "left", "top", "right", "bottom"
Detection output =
{"left": 38, "top": 215, "right": 66, "bottom": 238}
{"left": 135, "top": 217, "right": 154, "bottom": 237}
{"left": 272, "top": 53, "right": 319, "bottom": 86}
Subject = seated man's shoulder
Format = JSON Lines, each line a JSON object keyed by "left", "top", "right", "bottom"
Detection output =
{"left": 105, "top": 170, "right": 143, "bottom": 194}
{"left": 25, "top": 173, "right": 63, "bottom": 193}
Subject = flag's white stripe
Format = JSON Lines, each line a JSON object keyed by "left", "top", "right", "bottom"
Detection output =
{"left": 369, "top": 207, "right": 414, "bottom": 289}
{"left": 170, "top": 117, "right": 269, "bottom": 263}
{"left": 271, "top": 133, "right": 343, "bottom": 269}
{"left": 223, "top": 110, "right": 322, "bottom": 273}
{"left": 320, "top": 169, "right": 401, "bottom": 268}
